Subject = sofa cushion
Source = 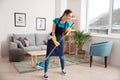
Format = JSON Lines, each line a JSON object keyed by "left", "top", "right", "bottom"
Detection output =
{"left": 23, "top": 46, "right": 41, "bottom": 51}
{"left": 38, "top": 45, "right": 47, "bottom": 50}
{"left": 13, "top": 33, "right": 35, "bottom": 46}
{"left": 23, "top": 45, "right": 47, "bottom": 51}
{"left": 36, "top": 34, "right": 48, "bottom": 46}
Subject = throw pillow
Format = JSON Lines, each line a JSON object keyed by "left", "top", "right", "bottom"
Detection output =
{"left": 23, "top": 38, "right": 29, "bottom": 47}
{"left": 17, "top": 37, "right": 26, "bottom": 47}
{"left": 14, "top": 39, "right": 24, "bottom": 48}
{"left": 43, "top": 40, "right": 47, "bottom": 45}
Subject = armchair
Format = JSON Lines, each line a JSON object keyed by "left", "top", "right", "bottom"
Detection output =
{"left": 89, "top": 41, "right": 113, "bottom": 68}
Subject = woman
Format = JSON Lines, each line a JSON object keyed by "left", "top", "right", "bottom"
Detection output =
{"left": 44, "top": 9, "right": 73, "bottom": 79}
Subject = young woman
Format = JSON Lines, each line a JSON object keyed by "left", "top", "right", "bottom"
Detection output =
{"left": 44, "top": 9, "right": 73, "bottom": 79}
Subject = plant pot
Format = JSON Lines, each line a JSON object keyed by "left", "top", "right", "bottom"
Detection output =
{"left": 77, "top": 48, "right": 85, "bottom": 58}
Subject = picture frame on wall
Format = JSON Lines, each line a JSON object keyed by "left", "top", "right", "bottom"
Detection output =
{"left": 14, "top": 12, "right": 26, "bottom": 27}
{"left": 36, "top": 17, "right": 46, "bottom": 30}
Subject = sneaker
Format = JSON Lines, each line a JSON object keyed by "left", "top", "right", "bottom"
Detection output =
{"left": 62, "top": 70, "right": 67, "bottom": 75}
{"left": 44, "top": 74, "right": 48, "bottom": 80}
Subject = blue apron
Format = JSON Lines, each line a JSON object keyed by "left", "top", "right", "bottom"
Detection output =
{"left": 46, "top": 22, "right": 66, "bottom": 56}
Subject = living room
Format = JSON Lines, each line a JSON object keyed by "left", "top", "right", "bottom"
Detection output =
{"left": 0, "top": 0, "right": 120, "bottom": 80}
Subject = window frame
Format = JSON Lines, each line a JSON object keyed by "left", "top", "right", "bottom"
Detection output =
{"left": 82, "top": 0, "right": 120, "bottom": 38}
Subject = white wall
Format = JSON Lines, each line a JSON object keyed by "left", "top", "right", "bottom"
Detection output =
{"left": 0, "top": 0, "right": 55, "bottom": 57}
{"left": 61, "top": 0, "right": 67, "bottom": 16}
{"left": 80, "top": 0, "right": 87, "bottom": 31}
{"left": 55, "top": 0, "right": 61, "bottom": 17}
{"left": 0, "top": 42, "right": 1, "bottom": 58}
{"left": 68, "top": 0, "right": 81, "bottom": 29}
{"left": 55, "top": 0, "right": 67, "bottom": 17}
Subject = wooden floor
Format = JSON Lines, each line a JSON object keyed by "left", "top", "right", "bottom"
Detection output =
{"left": 0, "top": 57, "right": 120, "bottom": 80}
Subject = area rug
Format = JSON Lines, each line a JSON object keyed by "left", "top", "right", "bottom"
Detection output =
{"left": 11, "top": 54, "right": 89, "bottom": 73}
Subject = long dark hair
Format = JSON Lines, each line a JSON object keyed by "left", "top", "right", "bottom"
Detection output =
{"left": 59, "top": 9, "right": 72, "bottom": 22}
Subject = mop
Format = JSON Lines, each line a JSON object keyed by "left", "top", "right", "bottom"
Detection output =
{"left": 37, "top": 22, "right": 74, "bottom": 69}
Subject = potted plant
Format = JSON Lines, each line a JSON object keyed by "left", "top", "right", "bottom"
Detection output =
{"left": 73, "top": 30, "right": 91, "bottom": 56}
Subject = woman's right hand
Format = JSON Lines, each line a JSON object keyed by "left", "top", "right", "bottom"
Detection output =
{"left": 65, "top": 28, "right": 71, "bottom": 35}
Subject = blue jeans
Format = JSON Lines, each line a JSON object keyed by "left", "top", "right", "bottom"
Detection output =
{"left": 44, "top": 55, "right": 65, "bottom": 73}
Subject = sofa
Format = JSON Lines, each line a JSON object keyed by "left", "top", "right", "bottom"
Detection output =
{"left": 9, "top": 33, "right": 48, "bottom": 54}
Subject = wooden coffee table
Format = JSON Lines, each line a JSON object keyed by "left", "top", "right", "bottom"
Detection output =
{"left": 27, "top": 50, "right": 60, "bottom": 68}
{"left": 27, "top": 50, "right": 46, "bottom": 68}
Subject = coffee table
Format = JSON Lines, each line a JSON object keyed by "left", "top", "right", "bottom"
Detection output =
{"left": 27, "top": 50, "right": 59, "bottom": 68}
{"left": 27, "top": 50, "right": 46, "bottom": 68}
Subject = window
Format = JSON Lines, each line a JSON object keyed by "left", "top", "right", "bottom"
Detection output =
{"left": 84, "top": 0, "right": 120, "bottom": 36}
{"left": 87, "top": 0, "right": 110, "bottom": 34}
{"left": 112, "top": 0, "right": 120, "bottom": 33}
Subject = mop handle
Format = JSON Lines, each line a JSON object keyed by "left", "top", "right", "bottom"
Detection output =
{"left": 45, "top": 36, "right": 65, "bottom": 61}
{"left": 45, "top": 22, "right": 74, "bottom": 61}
